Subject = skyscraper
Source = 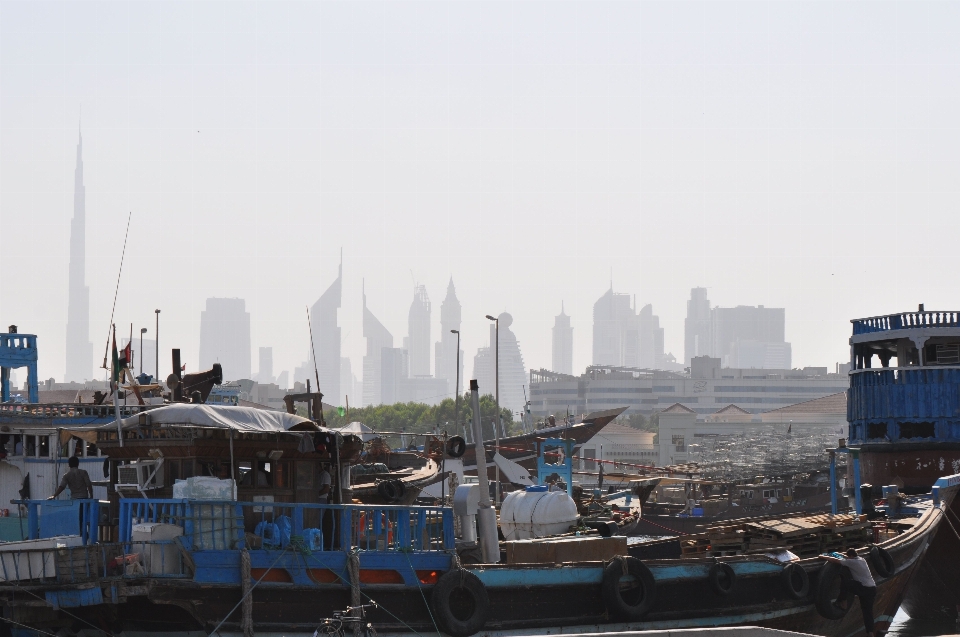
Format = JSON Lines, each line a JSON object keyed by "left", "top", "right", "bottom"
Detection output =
{"left": 199, "top": 298, "right": 251, "bottom": 380}
{"left": 473, "top": 313, "right": 527, "bottom": 417}
{"left": 552, "top": 303, "right": 573, "bottom": 375}
{"left": 257, "top": 347, "right": 273, "bottom": 382}
{"left": 65, "top": 128, "right": 93, "bottom": 382}
{"left": 684, "top": 288, "right": 712, "bottom": 366}
{"left": 592, "top": 287, "right": 639, "bottom": 367}
{"left": 434, "top": 278, "right": 463, "bottom": 397}
{"left": 293, "top": 261, "right": 343, "bottom": 398}
{"left": 407, "top": 285, "right": 431, "bottom": 378}
{"left": 362, "top": 286, "right": 393, "bottom": 407}
{"left": 638, "top": 304, "right": 664, "bottom": 369}
{"left": 712, "top": 305, "right": 789, "bottom": 369}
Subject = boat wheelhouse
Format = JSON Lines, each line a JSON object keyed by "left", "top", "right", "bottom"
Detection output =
{"left": 847, "top": 308, "right": 960, "bottom": 490}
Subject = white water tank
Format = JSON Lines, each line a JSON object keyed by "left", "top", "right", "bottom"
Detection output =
{"left": 499, "top": 485, "right": 578, "bottom": 540}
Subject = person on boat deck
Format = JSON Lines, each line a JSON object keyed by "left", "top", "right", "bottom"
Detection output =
{"left": 318, "top": 464, "right": 332, "bottom": 504}
{"left": 821, "top": 549, "right": 876, "bottom": 637}
{"left": 49, "top": 456, "right": 93, "bottom": 500}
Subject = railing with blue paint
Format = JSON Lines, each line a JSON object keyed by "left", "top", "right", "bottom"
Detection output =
{"left": 0, "top": 541, "right": 188, "bottom": 584}
{"left": 15, "top": 498, "right": 454, "bottom": 554}
{"left": 852, "top": 311, "right": 960, "bottom": 335}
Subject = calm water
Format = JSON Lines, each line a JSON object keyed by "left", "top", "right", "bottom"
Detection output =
{"left": 888, "top": 608, "right": 959, "bottom": 637}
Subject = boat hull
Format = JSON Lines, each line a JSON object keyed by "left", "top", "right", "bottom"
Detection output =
{"left": 4, "top": 502, "right": 937, "bottom": 637}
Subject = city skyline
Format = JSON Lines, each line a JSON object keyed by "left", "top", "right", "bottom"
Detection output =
{"left": 3, "top": 2, "right": 956, "bottom": 391}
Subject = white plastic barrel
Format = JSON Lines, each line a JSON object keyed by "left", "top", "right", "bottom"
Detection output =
{"left": 499, "top": 485, "right": 578, "bottom": 540}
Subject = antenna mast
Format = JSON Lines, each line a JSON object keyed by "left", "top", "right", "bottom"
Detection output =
{"left": 101, "top": 212, "right": 132, "bottom": 369}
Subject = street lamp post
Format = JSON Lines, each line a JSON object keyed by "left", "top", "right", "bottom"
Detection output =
{"left": 485, "top": 314, "right": 500, "bottom": 506}
{"left": 139, "top": 328, "right": 147, "bottom": 375}
{"left": 154, "top": 310, "right": 160, "bottom": 380}
{"left": 451, "top": 329, "right": 461, "bottom": 439}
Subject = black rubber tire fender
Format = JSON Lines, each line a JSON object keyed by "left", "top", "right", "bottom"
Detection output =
{"left": 602, "top": 556, "right": 656, "bottom": 621}
{"left": 815, "top": 561, "right": 849, "bottom": 620}
{"left": 446, "top": 436, "right": 467, "bottom": 458}
{"left": 709, "top": 562, "right": 737, "bottom": 596}
{"left": 430, "top": 569, "right": 489, "bottom": 637}
{"left": 377, "top": 480, "right": 400, "bottom": 503}
{"left": 870, "top": 545, "right": 895, "bottom": 579}
{"left": 781, "top": 563, "right": 810, "bottom": 599}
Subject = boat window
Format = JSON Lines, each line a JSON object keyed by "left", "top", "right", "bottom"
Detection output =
{"left": 38, "top": 435, "right": 49, "bottom": 457}
{"left": 899, "top": 422, "right": 936, "bottom": 439}
{"left": 867, "top": 423, "right": 888, "bottom": 439}
{"left": 238, "top": 462, "right": 254, "bottom": 486}
{"left": 168, "top": 460, "right": 180, "bottom": 484}
{"left": 926, "top": 343, "right": 960, "bottom": 365}
{"left": 763, "top": 490, "right": 774, "bottom": 498}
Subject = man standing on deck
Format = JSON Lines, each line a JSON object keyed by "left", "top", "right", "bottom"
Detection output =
{"left": 50, "top": 456, "right": 93, "bottom": 500}
{"left": 318, "top": 463, "right": 334, "bottom": 549}
{"left": 821, "top": 549, "right": 876, "bottom": 637}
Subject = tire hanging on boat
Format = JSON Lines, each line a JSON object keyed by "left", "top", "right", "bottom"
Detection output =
{"left": 602, "top": 556, "right": 656, "bottom": 620}
{"left": 377, "top": 479, "right": 403, "bottom": 503}
{"left": 709, "top": 562, "right": 737, "bottom": 595}
{"left": 815, "top": 561, "right": 849, "bottom": 620}
{"left": 430, "top": 569, "right": 490, "bottom": 637}
{"left": 869, "top": 545, "right": 894, "bottom": 578}
{"left": 781, "top": 563, "right": 810, "bottom": 599}
{"left": 446, "top": 436, "right": 467, "bottom": 458}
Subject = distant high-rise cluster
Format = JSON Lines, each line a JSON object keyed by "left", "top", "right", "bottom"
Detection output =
{"left": 199, "top": 298, "right": 251, "bottom": 380}
{"left": 591, "top": 286, "right": 675, "bottom": 371}
{"left": 683, "top": 288, "right": 791, "bottom": 369}
{"left": 65, "top": 128, "right": 93, "bottom": 383}
{"left": 407, "top": 285, "right": 431, "bottom": 378}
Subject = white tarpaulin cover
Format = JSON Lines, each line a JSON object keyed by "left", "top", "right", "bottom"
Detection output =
{"left": 337, "top": 421, "right": 379, "bottom": 441}
{"left": 120, "top": 404, "right": 312, "bottom": 432}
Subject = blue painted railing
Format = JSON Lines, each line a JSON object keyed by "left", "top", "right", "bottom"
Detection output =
{"left": 852, "top": 311, "right": 960, "bottom": 335}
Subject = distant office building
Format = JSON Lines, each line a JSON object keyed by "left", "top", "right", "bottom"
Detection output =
{"left": 529, "top": 357, "right": 847, "bottom": 417}
{"left": 65, "top": 128, "right": 93, "bottom": 382}
{"left": 638, "top": 304, "right": 664, "bottom": 370}
{"left": 712, "top": 305, "right": 788, "bottom": 369}
{"left": 380, "top": 347, "right": 408, "bottom": 405}
{"left": 473, "top": 313, "right": 529, "bottom": 415}
{"left": 434, "top": 278, "right": 463, "bottom": 398}
{"left": 552, "top": 303, "right": 573, "bottom": 375}
{"left": 199, "top": 298, "right": 251, "bottom": 380}
{"left": 407, "top": 285, "right": 431, "bottom": 377}
{"left": 684, "top": 288, "right": 712, "bottom": 366}
{"left": 340, "top": 357, "right": 360, "bottom": 407}
{"left": 683, "top": 288, "right": 791, "bottom": 370}
{"left": 362, "top": 288, "right": 393, "bottom": 407}
{"left": 593, "top": 287, "right": 639, "bottom": 367}
{"left": 256, "top": 347, "right": 274, "bottom": 383}
{"left": 293, "top": 263, "right": 342, "bottom": 396}
{"left": 276, "top": 370, "right": 289, "bottom": 390}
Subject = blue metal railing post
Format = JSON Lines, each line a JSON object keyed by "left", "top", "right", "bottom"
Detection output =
{"left": 442, "top": 509, "right": 455, "bottom": 549}
{"left": 397, "top": 508, "right": 411, "bottom": 549}
{"left": 28, "top": 502, "right": 40, "bottom": 539}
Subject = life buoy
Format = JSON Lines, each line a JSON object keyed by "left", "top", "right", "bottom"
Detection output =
{"left": 815, "top": 561, "right": 849, "bottom": 620}
{"left": 357, "top": 511, "right": 394, "bottom": 545}
{"left": 869, "top": 545, "right": 894, "bottom": 579}
{"left": 430, "top": 569, "right": 489, "bottom": 637}
{"left": 602, "top": 556, "right": 656, "bottom": 621}
{"left": 446, "top": 436, "right": 467, "bottom": 458}
{"left": 709, "top": 562, "right": 736, "bottom": 595}
{"left": 781, "top": 563, "right": 810, "bottom": 599}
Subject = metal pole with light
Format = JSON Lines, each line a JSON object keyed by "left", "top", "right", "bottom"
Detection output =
{"left": 485, "top": 314, "right": 500, "bottom": 506}
{"left": 154, "top": 310, "right": 160, "bottom": 380}
{"left": 451, "top": 329, "right": 461, "bottom": 435}
{"left": 139, "top": 328, "right": 147, "bottom": 375}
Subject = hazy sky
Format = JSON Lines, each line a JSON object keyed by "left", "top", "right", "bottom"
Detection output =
{"left": 2, "top": 1, "right": 959, "bottom": 391}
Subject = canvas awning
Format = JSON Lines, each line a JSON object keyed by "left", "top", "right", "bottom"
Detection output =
{"left": 336, "top": 421, "right": 379, "bottom": 442}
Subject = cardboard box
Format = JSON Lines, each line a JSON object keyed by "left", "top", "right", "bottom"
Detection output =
{"left": 505, "top": 535, "right": 628, "bottom": 564}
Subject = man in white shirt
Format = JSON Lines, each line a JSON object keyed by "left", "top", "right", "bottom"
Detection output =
{"left": 318, "top": 464, "right": 333, "bottom": 549}
{"left": 822, "top": 549, "right": 877, "bottom": 637}
{"left": 318, "top": 465, "right": 332, "bottom": 504}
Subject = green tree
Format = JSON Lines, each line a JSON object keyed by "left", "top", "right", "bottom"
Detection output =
{"left": 320, "top": 393, "right": 515, "bottom": 448}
